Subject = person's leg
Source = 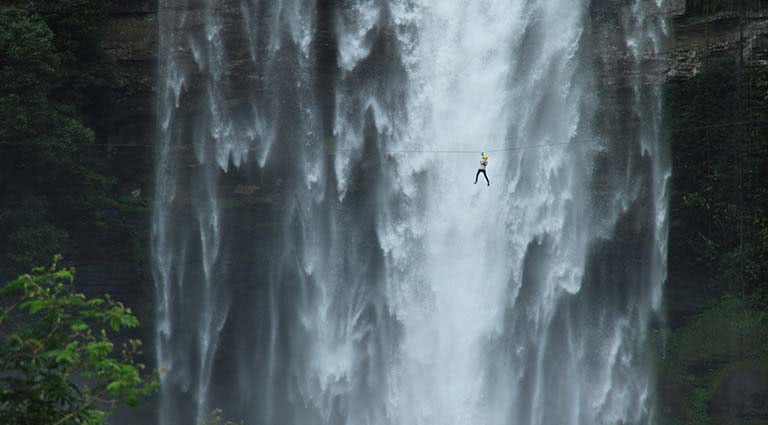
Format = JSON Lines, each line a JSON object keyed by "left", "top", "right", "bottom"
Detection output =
{"left": 483, "top": 170, "right": 489, "bottom": 185}
{"left": 475, "top": 169, "right": 481, "bottom": 184}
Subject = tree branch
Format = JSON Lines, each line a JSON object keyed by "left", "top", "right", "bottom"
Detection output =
{"left": 50, "top": 388, "right": 108, "bottom": 425}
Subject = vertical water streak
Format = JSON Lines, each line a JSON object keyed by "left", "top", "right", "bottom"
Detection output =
{"left": 153, "top": 0, "right": 296, "bottom": 423}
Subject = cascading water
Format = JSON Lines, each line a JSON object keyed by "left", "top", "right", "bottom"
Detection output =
{"left": 151, "top": 1, "right": 670, "bottom": 424}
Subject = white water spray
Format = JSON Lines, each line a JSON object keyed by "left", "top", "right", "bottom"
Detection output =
{"left": 152, "top": 1, "right": 669, "bottom": 424}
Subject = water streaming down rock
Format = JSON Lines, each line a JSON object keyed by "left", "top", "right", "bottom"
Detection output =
{"left": 152, "top": 1, "right": 670, "bottom": 424}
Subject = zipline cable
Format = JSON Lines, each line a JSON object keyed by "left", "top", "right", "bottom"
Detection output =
{"left": 2, "top": 118, "right": 768, "bottom": 154}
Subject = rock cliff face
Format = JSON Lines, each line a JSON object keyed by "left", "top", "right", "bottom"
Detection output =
{"left": 95, "top": 10, "right": 767, "bottom": 178}
{"left": 99, "top": 1, "right": 768, "bottom": 141}
{"left": 663, "top": 5, "right": 768, "bottom": 322}
{"left": 64, "top": 2, "right": 160, "bottom": 364}
{"left": 668, "top": 8, "right": 768, "bottom": 80}
{"left": 98, "top": 5, "right": 759, "bottom": 202}
{"left": 102, "top": 1, "right": 157, "bottom": 147}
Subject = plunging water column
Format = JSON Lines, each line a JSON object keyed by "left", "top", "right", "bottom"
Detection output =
{"left": 152, "top": 1, "right": 670, "bottom": 424}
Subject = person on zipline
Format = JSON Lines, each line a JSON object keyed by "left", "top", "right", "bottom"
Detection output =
{"left": 475, "top": 152, "right": 490, "bottom": 186}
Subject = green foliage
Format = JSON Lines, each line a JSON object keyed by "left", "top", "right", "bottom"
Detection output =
{"left": 660, "top": 296, "right": 768, "bottom": 425}
{"left": 0, "top": 2, "right": 144, "bottom": 276}
{"left": 0, "top": 6, "right": 89, "bottom": 147}
{"left": 31, "top": 0, "right": 112, "bottom": 126}
{"left": 667, "top": 55, "right": 768, "bottom": 302}
{"left": 0, "top": 4, "right": 96, "bottom": 185}
{"left": 0, "top": 199, "right": 70, "bottom": 274}
{"left": 0, "top": 7, "right": 58, "bottom": 92}
{"left": 0, "top": 4, "right": 98, "bottom": 145}
{"left": 671, "top": 296, "right": 768, "bottom": 366}
{"left": 8, "top": 224, "right": 68, "bottom": 271}
{"left": 0, "top": 257, "right": 158, "bottom": 425}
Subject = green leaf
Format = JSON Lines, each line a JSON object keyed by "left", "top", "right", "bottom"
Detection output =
{"left": 85, "top": 341, "right": 113, "bottom": 357}
{"left": 49, "top": 341, "right": 80, "bottom": 363}
{"left": 109, "top": 317, "right": 120, "bottom": 332}
{"left": 70, "top": 321, "right": 88, "bottom": 332}
{"left": 106, "top": 381, "right": 122, "bottom": 394}
{"left": 21, "top": 300, "right": 47, "bottom": 314}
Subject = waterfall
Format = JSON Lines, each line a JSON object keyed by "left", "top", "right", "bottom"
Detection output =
{"left": 152, "top": 1, "right": 670, "bottom": 424}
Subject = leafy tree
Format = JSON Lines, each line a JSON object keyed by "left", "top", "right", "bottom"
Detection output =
{"left": 27, "top": 0, "right": 113, "bottom": 133}
{"left": 0, "top": 5, "right": 118, "bottom": 275}
{"left": 0, "top": 257, "right": 157, "bottom": 425}
{"left": 0, "top": 5, "right": 93, "bottom": 147}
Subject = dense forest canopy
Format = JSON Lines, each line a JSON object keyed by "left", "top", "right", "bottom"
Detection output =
{"left": 0, "top": 1, "right": 145, "bottom": 279}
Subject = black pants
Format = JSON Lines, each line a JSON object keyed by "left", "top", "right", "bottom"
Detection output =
{"left": 475, "top": 169, "right": 489, "bottom": 185}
